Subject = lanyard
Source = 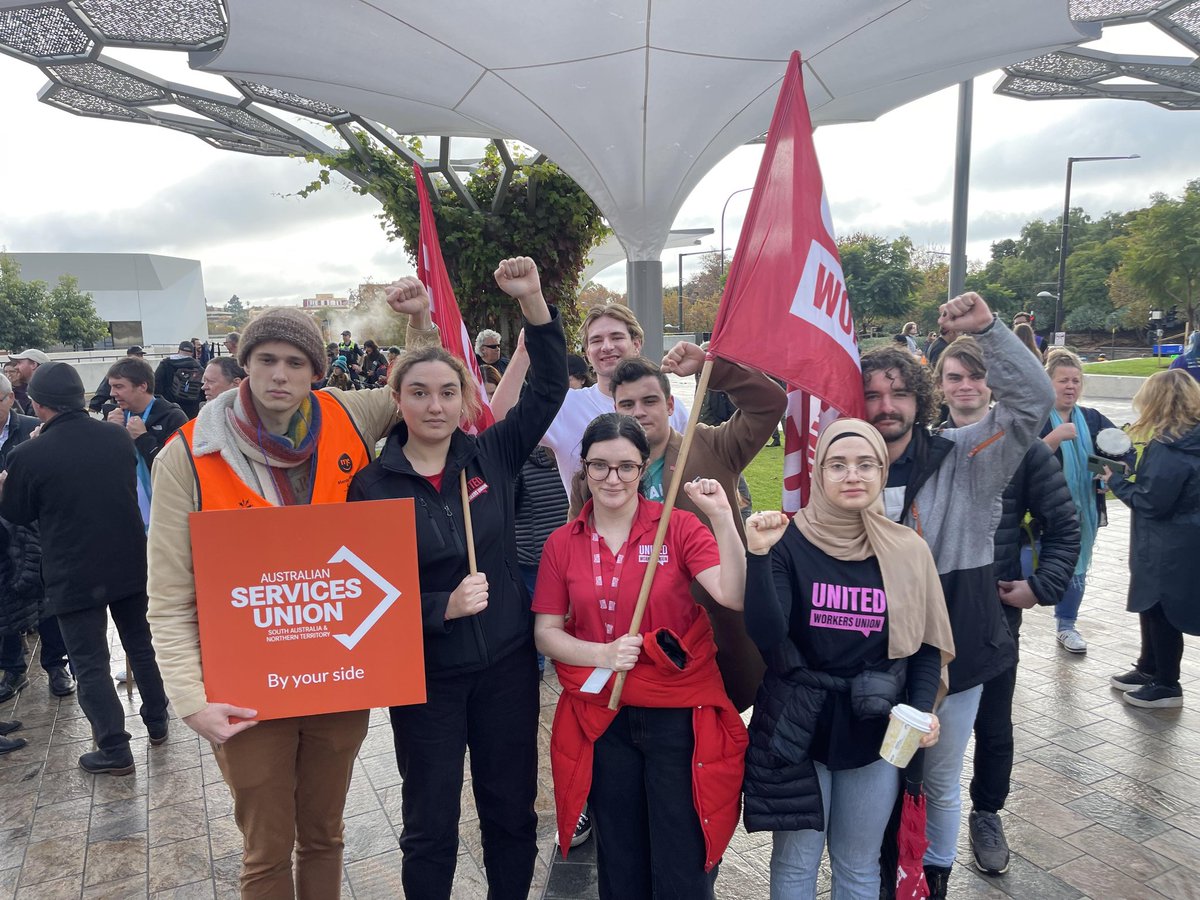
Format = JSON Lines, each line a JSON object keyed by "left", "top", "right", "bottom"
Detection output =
{"left": 125, "top": 396, "right": 155, "bottom": 426}
{"left": 589, "top": 525, "right": 630, "bottom": 642}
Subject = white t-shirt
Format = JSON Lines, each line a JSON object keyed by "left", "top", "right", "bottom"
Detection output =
{"left": 541, "top": 384, "right": 691, "bottom": 495}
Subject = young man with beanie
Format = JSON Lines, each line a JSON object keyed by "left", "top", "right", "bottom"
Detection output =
{"left": 0, "top": 361, "right": 170, "bottom": 775}
{"left": 147, "top": 282, "right": 438, "bottom": 899}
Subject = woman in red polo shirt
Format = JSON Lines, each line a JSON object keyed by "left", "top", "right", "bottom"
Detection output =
{"left": 533, "top": 412, "right": 748, "bottom": 900}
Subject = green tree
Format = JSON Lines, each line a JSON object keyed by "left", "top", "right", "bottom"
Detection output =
{"left": 225, "top": 294, "right": 249, "bottom": 328}
{"left": 837, "top": 233, "right": 917, "bottom": 329}
{"left": 1113, "top": 180, "right": 1200, "bottom": 331}
{"left": 48, "top": 275, "right": 107, "bottom": 347}
{"left": 301, "top": 139, "right": 609, "bottom": 341}
{"left": 0, "top": 255, "right": 52, "bottom": 350}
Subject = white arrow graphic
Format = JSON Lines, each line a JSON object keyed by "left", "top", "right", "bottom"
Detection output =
{"left": 328, "top": 545, "right": 400, "bottom": 650}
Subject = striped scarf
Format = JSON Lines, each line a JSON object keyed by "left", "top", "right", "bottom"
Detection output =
{"left": 227, "top": 379, "right": 321, "bottom": 505}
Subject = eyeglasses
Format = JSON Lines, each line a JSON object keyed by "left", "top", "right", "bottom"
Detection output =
{"left": 482, "top": 344, "right": 500, "bottom": 350}
{"left": 584, "top": 460, "right": 644, "bottom": 483}
{"left": 822, "top": 462, "right": 883, "bottom": 482}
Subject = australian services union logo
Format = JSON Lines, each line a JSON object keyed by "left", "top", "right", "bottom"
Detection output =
{"left": 228, "top": 546, "right": 400, "bottom": 650}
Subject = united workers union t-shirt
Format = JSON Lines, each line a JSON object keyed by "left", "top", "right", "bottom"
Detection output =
{"left": 771, "top": 526, "right": 893, "bottom": 770}
{"left": 642, "top": 456, "right": 666, "bottom": 502}
{"left": 532, "top": 496, "right": 720, "bottom": 642}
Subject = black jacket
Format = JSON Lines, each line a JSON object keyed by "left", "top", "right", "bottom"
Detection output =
{"left": 0, "top": 517, "right": 42, "bottom": 636}
{"left": 348, "top": 312, "right": 567, "bottom": 677}
{"left": 514, "top": 446, "right": 569, "bottom": 568}
{"left": 1109, "top": 423, "right": 1200, "bottom": 635}
{"left": 941, "top": 417, "right": 1081, "bottom": 640}
{"left": 0, "top": 409, "right": 39, "bottom": 470}
{"left": 154, "top": 356, "right": 203, "bottom": 417}
{"left": 132, "top": 396, "right": 189, "bottom": 468}
{"left": 0, "top": 410, "right": 146, "bottom": 615}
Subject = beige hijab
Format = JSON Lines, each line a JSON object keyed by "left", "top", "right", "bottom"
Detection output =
{"left": 794, "top": 419, "right": 955, "bottom": 685}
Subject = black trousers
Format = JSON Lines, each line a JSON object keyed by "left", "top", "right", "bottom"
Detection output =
{"left": 55, "top": 593, "right": 169, "bottom": 754}
{"left": 0, "top": 616, "right": 69, "bottom": 675}
{"left": 1137, "top": 603, "right": 1184, "bottom": 689}
{"left": 390, "top": 641, "right": 539, "bottom": 900}
{"left": 590, "top": 705, "right": 715, "bottom": 900}
{"left": 969, "top": 607, "right": 1021, "bottom": 814}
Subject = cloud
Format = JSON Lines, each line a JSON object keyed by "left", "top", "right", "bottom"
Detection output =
{"left": 0, "top": 156, "right": 377, "bottom": 255}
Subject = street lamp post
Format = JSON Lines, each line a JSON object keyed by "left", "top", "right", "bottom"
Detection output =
{"left": 720, "top": 187, "right": 754, "bottom": 276}
{"left": 1053, "top": 154, "right": 1139, "bottom": 333}
{"left": 677, "top": 249, "right": 716, "bottom": 337}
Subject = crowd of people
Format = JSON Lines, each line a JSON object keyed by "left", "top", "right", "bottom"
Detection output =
{"left": 0, "top": 262, "right": 1196, "bottom": 900}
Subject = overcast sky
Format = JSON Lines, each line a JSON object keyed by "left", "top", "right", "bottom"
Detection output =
{"left": 1, "top": 21, "right": 1196, "bottom": 309}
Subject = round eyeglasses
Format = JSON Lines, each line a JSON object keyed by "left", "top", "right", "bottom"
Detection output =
{"left": 822, "top": 462, "right": 883, "bottom": 482}
{"left": 584, "top": 460, "right": 644, "bottom": 483}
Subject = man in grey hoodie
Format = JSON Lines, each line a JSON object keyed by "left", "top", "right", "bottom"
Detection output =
{"left": 862, "top": 292, "right": 1054, "bottom": 898}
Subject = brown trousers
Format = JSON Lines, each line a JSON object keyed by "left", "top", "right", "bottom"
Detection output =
{"left": 213, "top": 709, "right": 370, "bottom": 899}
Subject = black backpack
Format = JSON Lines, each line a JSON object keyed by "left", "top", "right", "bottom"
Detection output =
{"left": 171, "top": 363, "right": 203, "bottom": 403}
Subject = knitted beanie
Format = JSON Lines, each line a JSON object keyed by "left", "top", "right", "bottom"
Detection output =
{"left": 238, "top": 308, "right": 326, "bottom": 375}
{"left": 28, "top": 361, "right": 85, "bottom": 410}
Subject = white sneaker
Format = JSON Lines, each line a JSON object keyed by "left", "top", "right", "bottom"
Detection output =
{"left": 1057, "top": 629, "right": 1087, "bottom": 654}
{"left": 114, "top": 668, "right": 128, "bottom": 683}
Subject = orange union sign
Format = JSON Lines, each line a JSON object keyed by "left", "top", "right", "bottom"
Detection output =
{"left": 190, "top": 498, "right": 425, "bottom": 719}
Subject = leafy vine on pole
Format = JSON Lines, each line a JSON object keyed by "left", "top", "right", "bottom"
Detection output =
{"left": 299, "top": 135, "right": 609, "bottom": 342}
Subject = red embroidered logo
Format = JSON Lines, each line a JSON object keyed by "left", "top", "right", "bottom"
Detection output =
{"left": 466, "top": 476, "right": 489, "bottom": 502}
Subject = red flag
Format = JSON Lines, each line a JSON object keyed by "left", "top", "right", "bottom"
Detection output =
{"left": 706, "top": 51, "right": 864, "bottom": 513}
{"left": 414, "top": 164, "right": 495, "bottom": 433}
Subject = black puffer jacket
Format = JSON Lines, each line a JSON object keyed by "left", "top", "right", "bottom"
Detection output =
{"left": 940, "top": 417, "right": 1081, "bottom": 641}
{"left": 0, "top": 518, "right": 42, "bottom": 636}
{"left": 347, "top": 311, "right": 567, "bottom": 677}
{"left": 994, "top": 440, "right": 1080, "bottom": 613}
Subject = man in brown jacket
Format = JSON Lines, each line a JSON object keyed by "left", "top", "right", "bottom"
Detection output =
{"left": 570, "top": 341, "right": 787, "bottom": 710}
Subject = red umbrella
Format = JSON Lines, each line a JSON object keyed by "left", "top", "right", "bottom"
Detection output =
{"left": 894, "top": 785, "right": 929, "bottom": 900}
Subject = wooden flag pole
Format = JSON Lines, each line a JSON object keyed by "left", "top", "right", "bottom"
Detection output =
{"left": 459, "top": 470, "right": 478, "bottom": 575}
{"left": 608, "top": 356, "right": 715, "bottom": 710}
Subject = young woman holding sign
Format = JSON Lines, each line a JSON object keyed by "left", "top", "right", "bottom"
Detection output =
{"left": 348, "top": 257, "right": 566, "bottom": 900}
{"left": 532, "top": 412, "right": 748, "bottom": 900}
{"left": 741, "top": 419, "right": 954, "bottom": 900}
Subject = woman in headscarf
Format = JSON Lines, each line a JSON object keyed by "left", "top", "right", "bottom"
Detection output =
{"left": 1168, "top": 330, "right": 1200, "bottom": 382}
{"left": 1106, "top": 369, "right": 1200, "bottom": 708}
{"left": 1037, "top": 349, "right": 1134, "bottom": 654}
{"left": 742, "top": 419, "right": 954, "bottom": 900}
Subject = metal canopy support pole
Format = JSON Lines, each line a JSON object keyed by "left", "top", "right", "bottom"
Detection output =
{"left": 1056, "top": 159, "right": 1075, "bottom": 334}
{"left": 627, "top": 259, "right": 664, "bottom": 362}
{"left": 948, "top": 80, "right": 973, "bottom": 300}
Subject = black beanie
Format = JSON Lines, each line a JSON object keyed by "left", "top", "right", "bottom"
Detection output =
{"left": 28, "top": 361, "right": 85, "bottom": 411}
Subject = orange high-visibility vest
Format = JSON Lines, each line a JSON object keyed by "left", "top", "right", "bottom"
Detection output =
{"left": 175, "top": 391, "right": 373, "bottom": 511}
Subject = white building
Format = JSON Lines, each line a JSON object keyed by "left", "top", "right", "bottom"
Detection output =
{"left": 6, "top": 252, "right": 207, "bottom": 348}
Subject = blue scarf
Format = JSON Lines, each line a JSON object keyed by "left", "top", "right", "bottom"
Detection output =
{"left": 1050, "top": 405, "right": 1098, "bottom": 575}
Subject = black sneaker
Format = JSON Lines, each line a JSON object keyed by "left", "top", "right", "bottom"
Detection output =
{"left": 0, "top": 671, "right": 29, "bottom": 702}
{"left": 79, "top": 748, "right": 135, "bottom": 776}
{"left": 47, "top": 666, "right": 76, "bottom": 697}
{"left": 1110, "top": 668, "right": 1154, "bottom": 692}
{"left": 0, "top": 719, "right": 21, "bottom": 736}
{"left": 924, "top": 864, "right": 951, "bottom": 900}
{"left": 1123, "top": 682, "right": 1183, "bottom": 709}
{"left": 969, "top": 809, "right": 1010, "bottom": 875}
{"left": 570, "top": 808, "right": 592, "bottom": 847}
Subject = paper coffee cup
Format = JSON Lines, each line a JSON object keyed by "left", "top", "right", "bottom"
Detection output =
{"left": 879, "top": 704, "right": 933, "bottom": 768}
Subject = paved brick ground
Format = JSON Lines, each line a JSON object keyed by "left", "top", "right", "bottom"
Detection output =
{"left": 1, "top": 501, "right": 1197, "bottom": 898}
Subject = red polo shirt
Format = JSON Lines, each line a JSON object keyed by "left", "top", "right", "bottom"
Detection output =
{"left": 532, "top": 496, "right": 720, "bottom": 641}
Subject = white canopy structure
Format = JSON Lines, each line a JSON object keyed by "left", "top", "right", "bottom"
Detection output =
{"left": 0, "top": 1, "right": 1095, "bottom": 354}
